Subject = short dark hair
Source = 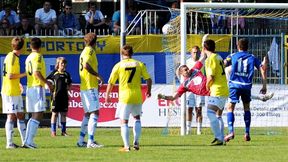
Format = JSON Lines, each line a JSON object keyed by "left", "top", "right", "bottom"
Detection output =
{"left": 238, "top": 38, "right": 249, "bottom": 51}
{"left": 84, "top": 32, "right": 97, "bottom": 46}
{"left": 64, "top": 1, "right": 72, "bottom": 7}
{"left": 30, "top": 37, "right": 42, "bottom": 49}
{"left": 121, "top": 45, "right": 133, "bottom": 57}
{"left": 89, "top": 2, "right": 97, "bottom": 8}
{"left": 203, "top": 39, "right": 216, "bottom": 52}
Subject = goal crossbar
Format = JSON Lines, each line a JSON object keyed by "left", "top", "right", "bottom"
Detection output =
{"left": 182, "top": 2, "right": 288, "bottom": 9}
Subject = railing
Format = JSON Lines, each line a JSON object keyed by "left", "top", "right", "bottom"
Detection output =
{"left": 1, "top": 9, "right": 288, "bottom": 37}
{"left": 125, "top": 9, "right": 288, "bottom": 35}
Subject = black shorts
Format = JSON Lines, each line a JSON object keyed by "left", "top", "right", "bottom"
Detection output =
{"left": 51, "top": 96, "right": 69, "bottom": 113}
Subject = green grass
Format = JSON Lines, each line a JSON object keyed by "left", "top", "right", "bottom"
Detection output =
{"left": 1, "top": 127, "right": 288, "bottom": 162}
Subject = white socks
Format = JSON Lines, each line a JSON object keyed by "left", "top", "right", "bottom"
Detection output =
{"left": 207, "top": 109, "right": 222, "bottom": 141}
{"left": 87, "top": 113, "right": 98, "bottom": 144}
{"left": 78, "top": 116, "right": 89, "bottom": 143}
{"left": 186, "top": 121, "right": 192, "bottom": 134}
{"left": 218, "top": 116, "right": 224, "bottom": 141}
{"left": 17, "top": 119, "right": 26, "bottom": 145}
{"left": 133, "top": 120, "right": 141, "bottom": 145}
{"left": 197, "top": 122, "right": 202, "bottom": 135}
{"left": 5, "top": 120, "right": 14, "bottom": 146}
{"left": 121, "top": 124, "right": 129, "bottom": 148}
{"left": 25, "top": 118, "right": 40, "bottom": 145}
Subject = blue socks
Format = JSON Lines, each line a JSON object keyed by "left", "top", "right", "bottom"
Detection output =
{"left": 51, "top": 123, "right": 56, "bottom": 133}
{"left": 244, "top": 111, "right": 251, "bottom": 134}
{"left": 61, "top": 122, "right": 66, "bottom": 133}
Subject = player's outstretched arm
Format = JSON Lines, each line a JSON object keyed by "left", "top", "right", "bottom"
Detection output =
{"left": 34, "top": 71, "right": 53, "bottom": 90}
{"left": 157, "top": 93, "right": 180, "bottom": 101}
{"left": 198, "top": 51, "right": 207, "bottom": 64}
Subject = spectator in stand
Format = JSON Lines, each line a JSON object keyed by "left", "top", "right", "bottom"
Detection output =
{"left": 34, "top": 1, "right": 58, "bottom": 35}
{"left": 0, "top": 18, "right": 11, "bottom": 36}
{"left": 127, "top": 3, "right": 140, "bottom": 34}
{"left": 85, "top": 3, "right": 107, "bottom": 34}
{"left": 16, "top": 16, "right": 34, "bottom": 36}
{"left": 210, "top": 0, "right": 227, "bottom": 34}
{"left": 0, "top": 4, "right": 20, "bottom": 35}
{"left": 110, "top": 3, "right": 139, "bottom": 35}
{"left": 227, "top": 17, "right": 245, "bottom": 34}
{"left": 110, "top": 10, "right": 120, "bottom": 35}
{"left": 58, "top": 3, "right": 81, "bottom": 36}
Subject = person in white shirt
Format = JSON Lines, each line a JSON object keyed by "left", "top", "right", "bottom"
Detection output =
{"left": 84, "top": 3, "right": 107, "bottom": 34}
{"left": 34, "top": 1, "right": 58, "bottom": 35}
{"left": 185, "top": 46, "right": 205, "bottom": 135}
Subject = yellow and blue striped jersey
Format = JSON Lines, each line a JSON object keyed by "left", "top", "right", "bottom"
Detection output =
{"left": 1, "top": 52, "right": 21, "bottom": 96}
{"left": 25, "top": 52, "right": 46, "bottom": 87}
{"left": 79, "top": 46, "right": 98, "bottom": 90}
{"left": 205, "top": 53, "right": 229, "bottom": 97}
{"left": 108, "top": 58, "right": 151, "bottom": 104}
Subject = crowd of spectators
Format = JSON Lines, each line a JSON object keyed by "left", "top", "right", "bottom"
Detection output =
{"left": 0, "top": 0, "right": 148, "bottom": 36}
{"left": 0, "top": 0, "right": 258, "bottom": 36}
{"left": 0, "top": 0, "right": 181, "bottom": 36}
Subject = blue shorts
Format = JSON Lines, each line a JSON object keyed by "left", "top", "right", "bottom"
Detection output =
{"left": 228, "top": 88, "right": 251, "bottom": 104}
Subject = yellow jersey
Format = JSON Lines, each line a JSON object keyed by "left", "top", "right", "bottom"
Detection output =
{"left": 108, "top": 58, "right": 151, "bottom": 104}
{"left": 79, "top": 46, "right": 98, "bottom": 90}
{"left": 205, "top": 53, "right": 229, "bottom": 97}
{"left": 1, "top": 52, "right": 21, "bottom": 96}
{"left": 25, "top": 52, "right": 46, "bottom": 88}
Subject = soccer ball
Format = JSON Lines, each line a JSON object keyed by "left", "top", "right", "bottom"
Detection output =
{"left": 162, "top": 24, "right": 174, "bottom": 35}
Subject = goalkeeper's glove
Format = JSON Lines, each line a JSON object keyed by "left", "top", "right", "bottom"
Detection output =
{"left": 158, "top": 93, "right": 165, "bottom": 99}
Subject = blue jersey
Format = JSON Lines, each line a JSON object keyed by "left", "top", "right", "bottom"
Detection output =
{"left": 227, "top": 51, "right": 262, "bottom": 89}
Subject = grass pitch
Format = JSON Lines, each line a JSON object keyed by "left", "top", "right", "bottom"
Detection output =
{"left": 0, "top": 127, "right": 288, "bottom": 162}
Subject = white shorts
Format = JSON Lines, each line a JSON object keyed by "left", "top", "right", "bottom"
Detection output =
{"left": 26, "top": 86, "right": 46, "bottom": 112}
{"left": 187, "top": 92, "right": 205, "bottom": 108}
{"left": 115, "top": 102, "right": 142, "bottom": 120}
{"left": 207, "top": 96, "right": 227, "bottom": 110}
{"left": 1, "top": 94, "right": 24, "bottom": 114}
{"left": 80, "top": 88, "right": 99, "bottom": 113}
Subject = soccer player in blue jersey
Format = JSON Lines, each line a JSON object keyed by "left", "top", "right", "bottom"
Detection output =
{"left": 224, "top": 38, "right": 267, "bottom": 142}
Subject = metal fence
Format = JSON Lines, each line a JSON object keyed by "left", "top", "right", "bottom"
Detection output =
{"left": 230, "top": 34, "right": 284, "bottom": 85}
{"left": 0, "top": 9, "right": 285, "bottom": 84}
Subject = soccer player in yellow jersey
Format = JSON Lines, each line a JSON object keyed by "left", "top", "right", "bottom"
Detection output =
{"left": 1, "top": 37, "right": 27, "bottom": 149}
{"left": 23, "top": 37, "right": 50, "bottom": 149}
{"left": 105, "top": 45, "right": 152, "bottom": 152}
{"left": 203, "top": 39, "right": 229, "bottom": 146}
{"left": 77, "top": 33, "right": 104, "bottom": 148}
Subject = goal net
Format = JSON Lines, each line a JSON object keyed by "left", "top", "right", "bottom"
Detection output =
{"left": 162, "top": 2, "right": 288, "bottom": 136}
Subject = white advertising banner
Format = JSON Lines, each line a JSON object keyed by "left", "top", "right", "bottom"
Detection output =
{"left": 67, "top": 84, "right": 288, "bottom": 127}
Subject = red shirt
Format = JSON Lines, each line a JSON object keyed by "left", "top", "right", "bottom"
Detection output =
{"left": 177, "top": 61, "right": 210, "bottom": 97}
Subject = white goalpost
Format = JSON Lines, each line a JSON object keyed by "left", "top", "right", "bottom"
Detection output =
{"left": 180, "top": 2, "right": 288, "bottom": 136}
